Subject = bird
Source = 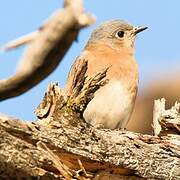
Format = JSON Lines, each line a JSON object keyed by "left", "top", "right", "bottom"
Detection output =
{"left": 65, "top": 20, "right": 147, "bottom": 129}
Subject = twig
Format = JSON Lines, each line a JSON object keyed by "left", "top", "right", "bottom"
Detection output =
{"left": 0, "top": 31, "right": 38, "bottom": 52}
{"left": 77, "top": 159, "right": 93, "bottom": 179}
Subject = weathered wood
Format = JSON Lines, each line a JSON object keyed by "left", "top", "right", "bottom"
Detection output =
{"left": 0, "top": 109, "right": 180, "bottom": 179}
{"left": 0, "top": 65, "right": 179, "bottom": 179}
{"left": 153, "top": 98, "right": 180, "bottom": 136}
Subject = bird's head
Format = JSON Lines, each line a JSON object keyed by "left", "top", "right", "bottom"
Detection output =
{"left": 87, "top": 20, "right": 147, "bottom": 50}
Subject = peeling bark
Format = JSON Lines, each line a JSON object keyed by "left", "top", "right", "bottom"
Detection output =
{"left": 0, "top": 64, "right": 179, "bottom": 179}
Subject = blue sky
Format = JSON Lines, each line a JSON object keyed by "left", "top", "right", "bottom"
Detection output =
{"left": 0, "top": 0, "right": 180, "bottom": 120}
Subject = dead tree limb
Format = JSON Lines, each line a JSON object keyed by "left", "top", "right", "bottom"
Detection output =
{"left": 0, "top": 62, "right": 179, "bottom": 179}
{"left": 0, "top": 0, "right": 95, "bottom": 101}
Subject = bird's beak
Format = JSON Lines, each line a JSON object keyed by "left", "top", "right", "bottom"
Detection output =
{"left": 134, "top": 26, "right": 148, "bottom": 35}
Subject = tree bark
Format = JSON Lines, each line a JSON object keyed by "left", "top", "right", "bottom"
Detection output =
{"left": 0, "top": 64, "right": 179, "bottom": 179}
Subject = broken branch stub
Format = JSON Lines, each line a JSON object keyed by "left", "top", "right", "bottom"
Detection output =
{"left": 153, "top": 98, "right": 180, "bottom": 138}
{"left": 35, "top": 61, "right": 108, "bottom": 127}
{"left": 0, "top": 67, "right": 180, "bottom": 179}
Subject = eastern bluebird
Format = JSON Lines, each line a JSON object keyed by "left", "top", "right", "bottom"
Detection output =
{"left": 65, "top": 20, "right": 147, "bottom": 129}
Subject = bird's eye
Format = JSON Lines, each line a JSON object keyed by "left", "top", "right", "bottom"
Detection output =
{"left": 116, "top": 31, "right": 124, "bottom": 38}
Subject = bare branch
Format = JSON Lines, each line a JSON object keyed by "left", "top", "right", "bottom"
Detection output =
{"left": 0, "top": 67, "right": 179, "bottom": 179}
{"left": 0, "top": 31, "right": 38, "bottom": 52}
{"left": 0, "top": 0, "right": 95, "bottom": 101}
{"left": 0, "top": 109, "right": 179, "bottom": 179}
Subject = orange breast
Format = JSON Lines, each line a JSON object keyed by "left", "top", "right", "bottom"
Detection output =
{"left": 85, "top": 43, "right": 138, "bottom": 93}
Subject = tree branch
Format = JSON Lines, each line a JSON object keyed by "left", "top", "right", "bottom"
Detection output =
{"left": 0, "top": 0, "right": 95, "bottom": 101}
{"left": 0, "top": 62, "right": 179, "bottom": 179}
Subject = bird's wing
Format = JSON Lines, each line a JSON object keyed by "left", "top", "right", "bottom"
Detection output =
{"left": 64, "top": 56, "right": 87, "bottom": 96}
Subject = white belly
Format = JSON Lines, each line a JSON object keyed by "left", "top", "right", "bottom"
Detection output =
{"left": 83, "top": 80, "right": 136, "bottom": 129}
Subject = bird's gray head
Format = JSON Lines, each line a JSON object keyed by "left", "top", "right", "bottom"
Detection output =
{"left": 87, "top": 20, "right": 147, "bottom": 49}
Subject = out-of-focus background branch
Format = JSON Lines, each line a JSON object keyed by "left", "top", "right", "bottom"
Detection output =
{"left": 0, "top": 0, "right": 95, "bottom": 101}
